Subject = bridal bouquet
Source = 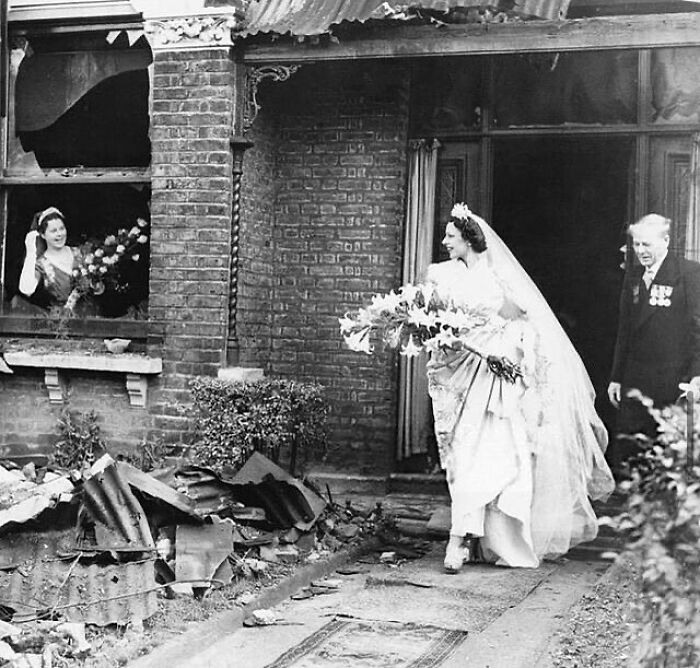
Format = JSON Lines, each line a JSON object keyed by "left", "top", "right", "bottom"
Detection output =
{"left": 339, "top": 283, "right": 522, "bottom": 382}
{"left": 66, "top": 218, "right": 149, "bottom": 309}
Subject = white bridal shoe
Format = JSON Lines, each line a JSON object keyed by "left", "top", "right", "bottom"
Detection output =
{"left": 443, "top": 542, "right": 469, "bottom": 574}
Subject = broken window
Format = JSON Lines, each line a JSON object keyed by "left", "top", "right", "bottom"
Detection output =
{"left": 492, "top": 51, "right": 638, "bottom": 127}
{"left": 1, "top": 30, "right": 152, "bottom": 321}
{"left": 409, "top": 57, "right": 484, "bottom": 136}
{"left": 651, "top": 47, "right": 700, "bottom": 125}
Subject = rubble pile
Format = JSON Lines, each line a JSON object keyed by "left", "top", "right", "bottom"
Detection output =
{"left": 0, "top": 451, "right": 380, "bottom": 666}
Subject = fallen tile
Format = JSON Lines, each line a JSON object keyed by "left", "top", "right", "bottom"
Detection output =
{"left": 0, "top": 469, "right": 73, "bottom": 532}
{"left": 273, "top": 545, "right": 299, "bottom": 564}
{"left": 250, "top": 609, "right": 277, "bottom": 626}
{"left": 310, "top": 578, "right": 342, "bottom": 589}
{"left": 290, "top": 590, "right": 314, "bottom": 601}
{"left": 258, "top": 545, "right": 279, "bottom": 563}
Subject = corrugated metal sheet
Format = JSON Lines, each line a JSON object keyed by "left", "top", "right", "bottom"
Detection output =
{"left": 241, "top": 0, "right": 571, "bottom": 37}
{"left": 81, "top": 457, "right": 155, "bottom": 551}
{"left": 223, "top": 452, "right": 326, "bottom": 531}
{"left": 0, "top": 529, "right": 158, "bottom": 626}
{"left": 152, "top": 465, "right": 248, "bottom": 517}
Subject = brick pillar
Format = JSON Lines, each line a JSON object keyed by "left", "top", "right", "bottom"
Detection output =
{"left": 145, "top": 12, "right": 245, "bottom": 440}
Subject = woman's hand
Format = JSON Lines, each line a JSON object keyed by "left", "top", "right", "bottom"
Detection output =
{"left": 24, "top": 230, "right": 40, "bottom": 255}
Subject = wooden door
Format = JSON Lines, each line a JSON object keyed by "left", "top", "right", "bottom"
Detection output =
{"left": 397, "top": 141, "right": 481, "bottom": 470}
{"left": 648, "top": 134, "right": 694, "bottom": 255}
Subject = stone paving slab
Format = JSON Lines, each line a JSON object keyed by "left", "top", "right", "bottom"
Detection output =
{"left": 187, "top": 545, "right": 591, "bottom": 667}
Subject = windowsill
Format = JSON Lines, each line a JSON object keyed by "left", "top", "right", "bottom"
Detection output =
{"left": 3, "top": 350, "right": 162, "bottom": 374}
{"left": 4, "top": 349, "right": 162, "bottom": 408}
{"left": 0, "top": 316, "right": 162, "bottom": 344}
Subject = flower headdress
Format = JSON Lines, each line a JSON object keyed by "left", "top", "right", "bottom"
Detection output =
{"left": 450, "top": 202, "right": 473, "bottom": 221}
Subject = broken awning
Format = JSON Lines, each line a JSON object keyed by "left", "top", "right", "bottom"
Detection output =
{"left": 241, "top": 0, "right": 571, "bottom": 37}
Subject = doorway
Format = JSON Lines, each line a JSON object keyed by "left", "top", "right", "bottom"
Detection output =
{"left": 397, "top": 136, "right": 636, "bottom": 470}
{"left": 491, "top": 136, "right": 634, "bottom": 426}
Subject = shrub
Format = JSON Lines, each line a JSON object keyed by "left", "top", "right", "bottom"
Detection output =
{"left": 52, "top": 408, "right": 106, "bottom": 470}
{"left": 189, "top": 377, "right": 328, "bottom": 474}
{"left": 612, "top": 399, "right": 700, "bottom": 667}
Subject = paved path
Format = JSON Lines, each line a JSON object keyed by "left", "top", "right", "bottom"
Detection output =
{"left": 184, "top": 544, "right": 608, "bottom": 668}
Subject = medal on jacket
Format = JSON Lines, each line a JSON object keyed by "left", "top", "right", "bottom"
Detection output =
{"left": 649, "top": 284, "right": 672, "bottom": 307}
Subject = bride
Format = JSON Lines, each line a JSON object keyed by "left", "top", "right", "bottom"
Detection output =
{"left": 426, "top": 203, "right": 614, "bottom": 571}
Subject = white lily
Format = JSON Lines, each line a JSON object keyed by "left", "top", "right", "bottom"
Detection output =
{"left": 399, "top": 283, "right": 420, "bottom": 305}
{"left": 433, "top": 327, "right": 460, "bottom": 349}
{"left": 370, "top": 290, "right": 403, "bottom": 313}
{"left": 338, "top": 314, "right": 357, "bottom": 334}
{"left": 344, "top": 327, "right": 372, "bottom": 354}
{"left": 406, "top": 306, "right": 436, "bottom": 328}
{"left": 400, "top": 335, "right": 422, "bottom": 358}
{"left": 354, "top": 307, "right": 374, "bottom": 327}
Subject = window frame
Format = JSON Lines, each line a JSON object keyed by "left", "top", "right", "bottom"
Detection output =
{"left": 0, "top": 23, "right": 155, "bottom": 341}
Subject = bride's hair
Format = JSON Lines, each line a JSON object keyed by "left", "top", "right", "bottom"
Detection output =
{"left": 450, "top": 215, "right": 488, "bottom": 253}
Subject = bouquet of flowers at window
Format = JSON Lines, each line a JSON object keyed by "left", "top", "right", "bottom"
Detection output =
{"left": 65, "top": 218, "right": 149, "bottom": 311}
{"left": 338, "top": 283, "right": 522, "bottom": 382}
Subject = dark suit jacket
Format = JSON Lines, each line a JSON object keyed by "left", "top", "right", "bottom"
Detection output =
{"left": 610, "top": 253, "right": 700, "bottom": 406}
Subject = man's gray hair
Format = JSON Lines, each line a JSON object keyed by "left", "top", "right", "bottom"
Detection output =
{"left": 629, "top": 213, "right": 671, "bottom": 238}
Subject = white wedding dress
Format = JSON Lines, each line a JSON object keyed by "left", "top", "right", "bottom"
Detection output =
{"left": 426, "top": 243, "right": 614, "bottom": 567}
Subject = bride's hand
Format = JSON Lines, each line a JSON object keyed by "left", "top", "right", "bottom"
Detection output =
{"left": 24, "top": 230, "right": 40, "bottom": 255}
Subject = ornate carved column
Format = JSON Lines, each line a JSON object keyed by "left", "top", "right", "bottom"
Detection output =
{"left": 226, "top": 135, "right": 253, "bottom": 365}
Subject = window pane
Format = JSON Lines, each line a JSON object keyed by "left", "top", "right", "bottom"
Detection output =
{"left": 410, "top": 56, "right": 483, "bottom": 136}
{"left": 492, "top": 51, "right": 638, "bottom": 127}
{"left": 3, "top": 184, "right": 150, "bottom": 319}
{"left": 8, "top": 33, "right": 151, "bottom": 172}
{"left": 651, "top": 47, "right": 700, "bottom": 124}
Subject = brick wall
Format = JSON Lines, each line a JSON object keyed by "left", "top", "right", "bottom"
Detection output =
{"left": 262, "top": 61, "right": 411, "bottom": 474}
{"left": 0, "top": 369, "right": 150, "bottom": 461}
{"left": 148, "top": 47, "right": 236, "bottom": 442}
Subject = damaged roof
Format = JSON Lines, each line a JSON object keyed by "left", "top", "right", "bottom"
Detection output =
{"left": 241, "top": 0, "right": 572, "bottom": 37}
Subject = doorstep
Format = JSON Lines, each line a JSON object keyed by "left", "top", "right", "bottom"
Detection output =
{"left": 306, "top": 470, "right": 449, "bottom": 499}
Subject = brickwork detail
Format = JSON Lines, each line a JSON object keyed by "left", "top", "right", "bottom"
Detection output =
{"left": 149, "top": 47, "right": 236, "bottom": 442}
{"left": 0, "top": 369, "right": 150, "bottom": 458}
{"left": 238, "top": 109, "right": 278, "bottom": 369}
{"left": 247, "top": 62, "right": 411, "bottom": 473}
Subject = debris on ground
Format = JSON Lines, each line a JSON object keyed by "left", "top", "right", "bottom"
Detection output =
{"left": 0, "top": 451, "right": 391, "bottom": 665}
{"left": 548, "top": 556, "right": 642, "bottom": 668}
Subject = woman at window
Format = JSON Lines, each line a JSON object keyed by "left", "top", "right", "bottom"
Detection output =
{"left": 15, "top": 207, "right": 83, "bottom": 313}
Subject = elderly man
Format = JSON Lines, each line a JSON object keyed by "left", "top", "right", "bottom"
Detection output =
{"left": 608, "top": 214, "right": 700, "bottom": 463}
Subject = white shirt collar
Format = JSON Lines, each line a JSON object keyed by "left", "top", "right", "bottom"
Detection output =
{"left": 645, "top": 249, "right": 668, "bottom": 277}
